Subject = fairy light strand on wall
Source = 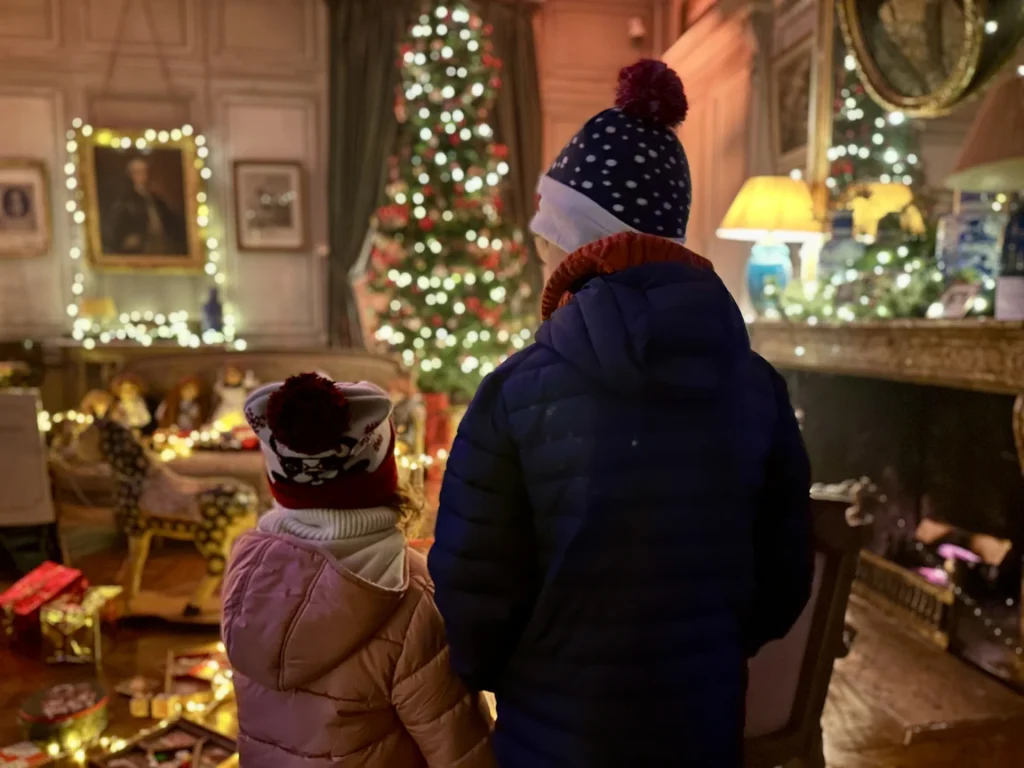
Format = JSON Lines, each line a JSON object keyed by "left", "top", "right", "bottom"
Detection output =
{"left": 63, "top": 119, "right": 246, "bottom": 350}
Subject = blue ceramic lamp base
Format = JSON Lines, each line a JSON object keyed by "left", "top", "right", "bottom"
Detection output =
{"left": 746, "top": 240, "right": 793, "bottom": 314}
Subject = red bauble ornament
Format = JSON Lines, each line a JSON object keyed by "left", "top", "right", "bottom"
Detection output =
{"left": 431, "top": 315, "right": 443, "bottom": 327}
{"left": 419, "top": 219, "right": 435, "bottom": 232}
{"left": 483, "top": 23, "right": 493, "bottom": 35}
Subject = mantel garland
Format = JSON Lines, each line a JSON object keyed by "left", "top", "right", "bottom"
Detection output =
{"left": 63, "top": 120, "right": 247, "bottom": 351}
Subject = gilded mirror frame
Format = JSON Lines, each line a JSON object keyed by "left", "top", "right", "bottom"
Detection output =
{"left": 836, "top": 0, "right": 1024, "bottom": 118}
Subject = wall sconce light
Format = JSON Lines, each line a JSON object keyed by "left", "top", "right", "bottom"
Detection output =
{"left": 627, "top": 16, "right": 646, "bottom": 48}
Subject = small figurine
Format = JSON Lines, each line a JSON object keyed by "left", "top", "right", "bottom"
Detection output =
{"left": 210, "top": 366, "right": 257, "bottom": 431}
{"left": 79, "top": 389, "right": 116, "bottom": 419}
{"left": 202, "top": 287, "right": 224, "bottom": 333}
{"left": 156, "top": 376, "right": 210, "bottom": 432}
{"left": 109, "top": 373, "right": 153, "bottom": 431}
{"left": 389, "top": 375, "right": 424, "bottom": 457}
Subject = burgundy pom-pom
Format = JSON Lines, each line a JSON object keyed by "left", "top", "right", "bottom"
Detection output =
{"left": 266, "top": 373, "right": 349, "bottom": 455}
{"left": 615, "top": 59, "right": 688, "bottom": 128}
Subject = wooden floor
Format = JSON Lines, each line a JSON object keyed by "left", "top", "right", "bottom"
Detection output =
{"left": 3, "top": 507, "right": 1024, "bottom": 766}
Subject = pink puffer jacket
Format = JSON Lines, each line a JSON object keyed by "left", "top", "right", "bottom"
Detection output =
{"left": 223, "top": 531, "right": 494, "bottom": 767}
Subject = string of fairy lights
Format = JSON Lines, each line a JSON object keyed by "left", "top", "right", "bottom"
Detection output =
{"left": 62, "top": 119, "right": 246, "bottom": 350}
{"left": 39, "top": 408, "right": 448, "bottom": 472}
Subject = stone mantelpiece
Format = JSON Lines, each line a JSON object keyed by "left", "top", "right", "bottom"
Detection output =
{"left": 749, "top": 320, "right": 1024, "bottom": 397}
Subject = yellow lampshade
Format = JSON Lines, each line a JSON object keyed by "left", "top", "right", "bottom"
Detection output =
{"left": 840, "top": 182, "right": 924, "bottom": 239}
{"left": 716, "top": 176, "right": 822, "bottom": 243}
{"left": 946, "top": 75, "right": 1024, "bottom": 191}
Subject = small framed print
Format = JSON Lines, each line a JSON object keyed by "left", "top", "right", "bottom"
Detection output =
{"left": 233, "top": 161, "right": 307, "bottom": 252}
{"left": 0, "top": 159, "right": 50, "bottom": 257}
{"left": 938, "top": 282, "right": 980, "bottom": 319}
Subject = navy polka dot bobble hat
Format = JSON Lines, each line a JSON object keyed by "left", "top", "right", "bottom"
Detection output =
{"left": 530, "top": 59, "right": 692, "bottom": 254}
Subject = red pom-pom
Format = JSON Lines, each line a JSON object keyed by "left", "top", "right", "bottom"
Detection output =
{"left": 615, "top": 59, "right": 688, "bottom": 128}
{"left": 266, "top": 373, "right": 349, "bottom": 455}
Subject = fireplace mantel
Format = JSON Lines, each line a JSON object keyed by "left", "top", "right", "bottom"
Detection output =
{"left": 749, "top": 320, "right": 1024, "bottom": 397}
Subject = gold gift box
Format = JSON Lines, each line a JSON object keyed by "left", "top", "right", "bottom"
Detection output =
{"left": 40, "top": 586, "right": 122, "bottom": 665}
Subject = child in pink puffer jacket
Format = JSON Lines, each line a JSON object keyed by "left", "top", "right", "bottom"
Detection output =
{"left": 222, "top": 373, "right": 494, "bottom": 767}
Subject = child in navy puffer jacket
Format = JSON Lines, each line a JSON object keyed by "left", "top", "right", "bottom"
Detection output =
{"left": 429, "top": 59, "right": 814, "bottom": 768}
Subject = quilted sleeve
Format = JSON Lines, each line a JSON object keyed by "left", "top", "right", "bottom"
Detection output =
{"left": 392, "top": 590, "right": 496, "bottom": 768}
{"left": 428, "top": 370, "right": 538, "bottom": 692}
{"left": 746, "top": 364, "right": 814, "bottom": 656}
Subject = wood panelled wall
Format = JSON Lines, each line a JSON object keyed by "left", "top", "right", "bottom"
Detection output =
{"left": 663, "top": 0, "right": 760, "bottom": 309}
{"left": 534, "top": 0, "right": 758, "bottom": 308}
{"left": 535, "top": 0, "right": 663, "bottom": 167}
{"left": 0, "top": 0, "right": 328, "bottom": 346}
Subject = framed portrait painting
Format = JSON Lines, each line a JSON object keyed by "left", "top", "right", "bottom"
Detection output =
{"left": 0, "top": 159, "right": 51, "bottom": 257}
{"left": 771, "top": 35, "right": 814, "bottom": 170}
{"left": 78, "top": 129, "right": 203, "bottom": 271}
{"left": 233, "top": 161, "right": 307, "bottom": 252}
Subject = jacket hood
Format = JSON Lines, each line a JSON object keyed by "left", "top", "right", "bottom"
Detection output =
{"left": 222, "top": 531, "right": 405, "bottom": 690}
{"left": 536, "top": 232, "right": 750, "bottom": 396}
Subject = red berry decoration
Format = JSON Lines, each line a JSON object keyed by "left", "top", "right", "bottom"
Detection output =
{"left": 266, "top": 373, "right": 349, "bottom": 455}
{"left": 615, "top": 59, "right": 688, "bottom": 128}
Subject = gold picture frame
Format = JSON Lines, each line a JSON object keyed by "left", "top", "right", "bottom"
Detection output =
{"left": 0, "top": 158, "right": 51, "bottom": 258}
{"left": 77, "top": 128, "right": 204, "bottom": 272}
{"left": 771, "top": 35, "right": 815, "bottom": 171}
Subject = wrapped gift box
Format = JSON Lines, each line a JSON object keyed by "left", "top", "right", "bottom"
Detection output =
{"left": 40, "top": 586, "right": 122, "bottom": 665}
{"left": 1, "top": 562, "right": 87, "bottom": 645}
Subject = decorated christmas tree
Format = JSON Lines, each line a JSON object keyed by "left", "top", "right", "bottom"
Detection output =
{"left": 367, "top": 2, "right": 531, "bottom": 398}
{"left": 827, "top": 52, "right": 925, "bottom": 196}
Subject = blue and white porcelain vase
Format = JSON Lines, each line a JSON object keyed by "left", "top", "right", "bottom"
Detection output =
{"left": 937, "top": 192, "right": 1009, "bottom": 280}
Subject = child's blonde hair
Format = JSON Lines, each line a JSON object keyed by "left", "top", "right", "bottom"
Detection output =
{"left": 392, "top": 480, "right": 426, "bottom": 538}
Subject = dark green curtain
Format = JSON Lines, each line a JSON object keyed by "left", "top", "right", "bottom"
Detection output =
{"left": 480, "top": 0, "right": 544, "bottom": 300}
{"left": 325, "top": 0, "right": 413, "bottom": 348}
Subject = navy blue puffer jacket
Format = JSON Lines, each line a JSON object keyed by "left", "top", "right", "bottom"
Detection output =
{"left": 429, "top": 234, "right": 812, "bottom": 767}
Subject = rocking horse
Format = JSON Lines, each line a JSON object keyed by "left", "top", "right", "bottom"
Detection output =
{"left": 76, "top": 418, "right": 258, "bottom": 618}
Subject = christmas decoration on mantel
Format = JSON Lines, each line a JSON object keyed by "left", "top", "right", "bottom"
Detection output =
{"left": 367, "top": 2, "right": 532, "bottom": 399}
{"left": 62, "top": 120, "right": 247, "bottom": 351}
{"left": 768, "top": 50, "right": 996, "bottom": 324}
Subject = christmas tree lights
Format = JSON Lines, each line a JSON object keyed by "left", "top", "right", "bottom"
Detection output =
{"left": 63, "top": 120, "right": 246, "bottom": 349}
{"left": 367, "top": 3, "right": 531, "bottom": 398}
{"left": 826, "top": 54, "right": 923, "bottom": 195}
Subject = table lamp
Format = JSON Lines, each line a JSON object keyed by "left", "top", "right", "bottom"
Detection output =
{"left": 716, "top": 176, "right": 822, "bottom": 312}
{"left": 945, "top": 73, "right": 1024, "bottom": 319}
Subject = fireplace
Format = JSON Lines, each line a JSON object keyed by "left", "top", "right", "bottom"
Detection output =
{"left": 750, "top": 320, "right": 1024, "bottom": 693}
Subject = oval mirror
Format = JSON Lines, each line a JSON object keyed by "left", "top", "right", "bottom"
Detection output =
{"left": 837, "top": 0, "right": 1024, "bottom": 116}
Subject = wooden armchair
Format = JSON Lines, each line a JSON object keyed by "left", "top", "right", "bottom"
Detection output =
{"left": 744, "top": 487, "right": 873, "bottom": 768}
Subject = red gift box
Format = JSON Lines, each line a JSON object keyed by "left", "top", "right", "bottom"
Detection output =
{"left": 0, "top": 562, "right": 88, "bottom": 645}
